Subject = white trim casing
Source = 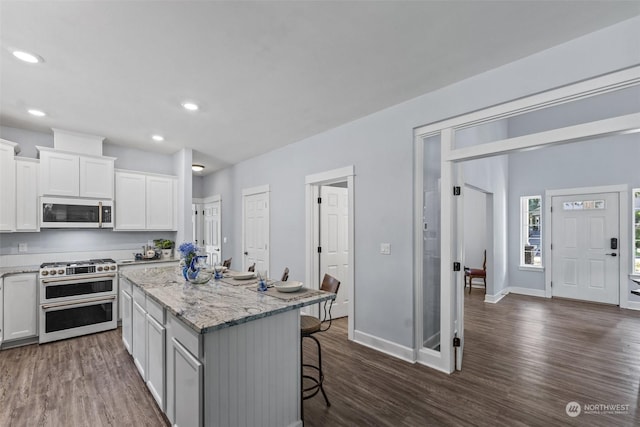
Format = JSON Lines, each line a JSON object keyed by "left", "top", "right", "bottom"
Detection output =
{"left": 304, "top": 166, "right": 355, "bottom": 341}
{"left": 507, "top": 286, "right": 547, "bottom": 298}
{"left": 242, "top": 184, "right": 270, "bottom": 197}
{"left": 484, "top": 292, "right": 507, "bottom": 304}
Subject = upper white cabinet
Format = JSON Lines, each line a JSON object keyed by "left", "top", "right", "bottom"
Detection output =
{"left": 38, "top": 147, "right": 114, "bottom": 199}
{"left": 15, "top": 158, "right": 39, "bottom": 231}
{"left": 0, "top": 140, "right": 18, "bottom": 231}
{"left": 115, "top": 170, "right": 177, "bottom": 231}
{"left": 3, "top": 273, "right": 38, "bottom": 341}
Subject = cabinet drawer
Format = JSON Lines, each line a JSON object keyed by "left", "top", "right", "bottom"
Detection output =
{"left": 146, "top": 296, "right": 164, "bottom": 324}
{"left": 133, "top": 286, "right": 146, "bottom": 309}
{"left": 168, "top": 313, "right": 201, "bottom": 359}
{"left": 120, "top": 277, "right": 132, "bottom": 295}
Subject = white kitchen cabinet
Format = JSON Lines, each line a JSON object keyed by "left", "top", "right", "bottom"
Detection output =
{"left": 171, "top": 337, "right": 203, "bottom": 427}
{"left": 3, "top": 274, "right": 37, "bottom": 341}
{"left": 0, "top": 278, "right": 4, "bottom": 346}
{"left": 79, "top": 156, "right": 114, "bottom": 198}
{"left": 38, "top": 147, "right": 115, "bottom": 198}
{"left": 114, "top": 170, "right": 177, "bottom": 231}
{"left": 15, "top": 158, "right": 39, "bottom": 231}
{"left": 146, "top": 175, "right": 176, "bottom": 230}
{"left": 115, "top": 172, "right": 146, "bottom": 229}
{"left": 132, "top": 298, "right": 147, "bottom": 379}
{"left": 121, "top": 286, "right": 133, "bottom": 354}
{"left": 0, "top": 140, "right": 17, "bottom": 232}
{"left": 146, "top": 311, "right": 166, "bottom": 410}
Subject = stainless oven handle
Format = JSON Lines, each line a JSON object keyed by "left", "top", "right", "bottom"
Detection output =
{"left": 42, "top": 295, "right": 116, "bottom": 310}
{"left": 99, "top": 201, "right": 103, "bottom": 228}
{"left": 42, "top": 273, "right": 116, "bottom": 284}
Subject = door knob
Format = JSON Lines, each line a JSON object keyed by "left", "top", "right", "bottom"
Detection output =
{"left": 605, "top": 253, "right": 617, "bottom": 257}
{"left": 244, "top": 251, "right": 248, "bottom": 255}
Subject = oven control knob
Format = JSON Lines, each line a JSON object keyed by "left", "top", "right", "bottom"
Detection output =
{"left": 110, "top": 265, "right": 116, "bottom": 271}
{"left": 97, "top": 266, "right": 103, "bottom": 272}
{"left": 50, "top": 270, "right": 57, "bottom": 275}
{"left": 41, "top": 270, "right": 49, "bottom": 276}
{"left": 58, "top": 269, "right": 64, "bottom": 275}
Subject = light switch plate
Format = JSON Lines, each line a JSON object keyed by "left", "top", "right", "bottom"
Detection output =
{"left": 380, "top": 243, "right": 391, "bottom": 255}
{"left": 18, "top": 243, "right": 28, "bottom": 252}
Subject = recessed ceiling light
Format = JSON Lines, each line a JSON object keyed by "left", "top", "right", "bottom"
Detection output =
{"left": 192, "top": 164, "right": 205, "bottom": 172}
{"left": 152, "top": 135, "right": 164, "bottom": 142}
{"left": 28, "top": 109, "right": 46, "bottom": 117}
{"left": 182, "top": 102, "right": 199, "bottom": 111}
{"left": 13, "top": 50, "right": 43, "bottom": 64}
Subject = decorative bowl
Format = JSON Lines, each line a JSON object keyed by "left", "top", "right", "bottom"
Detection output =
{"left": 186, "top": 270, "right": 212, "bottom": 285}
{"left": 274, "top": 280, "right": 303, "bottom": 293}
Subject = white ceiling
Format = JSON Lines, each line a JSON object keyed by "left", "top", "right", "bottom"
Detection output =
{"left": 1, "top": 1, "right": 638, "bottom": 174}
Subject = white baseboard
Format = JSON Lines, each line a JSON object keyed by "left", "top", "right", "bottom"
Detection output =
{"left": 353, "top": 330, "right": 415, "bottom": 364}
{"left": 484, "top": 292, "right": 507, "bottom": 304}
{"left": 624, "top": 301, "right": 640, "bottom": 311}
{"left": 507, "top": 286, "right": 546, "bottom": 298}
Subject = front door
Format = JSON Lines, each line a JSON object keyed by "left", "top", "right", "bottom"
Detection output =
{"left": 203, "top": 201, "right": 221, "bottom": 266}
{"left": 319, "top": 185, "right": 349, "bottom": 319}
{"left": 243, "top": 191, "right": 269, "bottom": 275}
{"left": 551, "top": 192, "right": 619, "bottom": 304}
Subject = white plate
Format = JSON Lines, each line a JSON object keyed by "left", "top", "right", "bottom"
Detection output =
{"left": 231, "top": 272, "right": 255, "bottom": 280}
{"left": 274, "top": 281, "right": 303, "bottom": 293}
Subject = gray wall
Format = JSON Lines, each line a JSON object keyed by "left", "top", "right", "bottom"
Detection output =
{"left": 202, "top": 17, "right": 640, "bottom": 349}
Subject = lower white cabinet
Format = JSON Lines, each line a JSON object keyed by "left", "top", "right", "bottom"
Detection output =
{"left": 0, "top": 278, "right": 4, "bottom": 346}
{"left": 132, "top": 298, "right": 147, "bottom": 379}
{"left": 3, "top": 274, "right": 37, "bottom": 341}
{"left": 146, "top": 313, "right": 166, "bottom": 410}
{"left": 171, "top": 337, "right": 203, "bottom": 427}
{"left": 121, "top": 287, "right": 133, "bottom": 354}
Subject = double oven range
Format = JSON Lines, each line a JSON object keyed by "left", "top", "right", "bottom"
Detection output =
{"left": 39, "top": 259, "right": 118, "bottom": 344}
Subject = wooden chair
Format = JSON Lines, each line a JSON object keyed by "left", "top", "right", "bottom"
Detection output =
{"left": 222, "top": 258, "right": 232, "bottom": 269}
{"left": 464, "top": 250, "right": 487, "bottom": 294}
{"left": 248, "top": 263, "right": 255, "bottom": 272}
{"left": 281, "top": 267, "right": 289, "bottom": 281}
{"left": 301, "top": 274, "right": 340, "bottom": 407}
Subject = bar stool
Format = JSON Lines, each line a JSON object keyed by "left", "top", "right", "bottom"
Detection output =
{"left": 301, "top": 274, "right": 340, "bottom": 406}
{"left": 222, "top": 258, "right": 232, "bottom": 268}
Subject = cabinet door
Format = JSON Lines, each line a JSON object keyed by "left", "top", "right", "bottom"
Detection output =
{"left": 146, "top": 176, "right": 176, "bottom": 230}
{"left": 80, "top": 156, "right": 114, "bottom": 198}
{"left": 147, "top": 314, "right": 166, "bottom": 411}
{"left": 15, "top": 159, "right": 39, "bottom": 231}
{"left": 172, "top": 337, "right": 203, "bottom": 427}
{"left": 0, "top": 142, "right": 16, "bottom": 231}
{"left": 3, "top": 274, "right": 37, "bottom": 341}
{"left": 115, "top": 172, "right": 146, "bottom": 230}
{"left": 39, "top": 150, "right": 79, "bottom": 196}
{"left": 121, "top": 290, "right": 133, "bottom": 355}
{"left": 132, "top": 300, "right": 147, "bottom": 380}
{"left": 0, "top": 279, "right": 4, "bottom": 346}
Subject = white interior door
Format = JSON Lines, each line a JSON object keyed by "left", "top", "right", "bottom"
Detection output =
{"left": 319, "top": 185, "right": 349, "bottom": 319}
{"left": 243, "top": 191, "right": 269, "bottom": 275}
{"left": 203, "top": 201, "right": 221, "bottom": 266}
{"left": 551, "top": 192, "right": 619, "bottom": 304}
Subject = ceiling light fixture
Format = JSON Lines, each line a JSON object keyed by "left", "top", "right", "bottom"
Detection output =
{"left": 28, "top": 109, "right": 46, "bottom": 117}
{"left": 13, "top": 50, "right": 43, "bottom": 64}
{"left": 182, "top": 102, "right": 199, "bottom": 111}
{"left": 152, "top": 135, "right": 164, "bottom": 142}
{"left": 192, "top": 164, "right": 205, "bottom": 172}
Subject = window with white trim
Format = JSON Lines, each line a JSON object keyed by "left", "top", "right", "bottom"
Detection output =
{"left": 634, "top": 189, "right": 640, "bottom": 274}
{"left": 521, "top": 196, "right": 542, "bottom": 267}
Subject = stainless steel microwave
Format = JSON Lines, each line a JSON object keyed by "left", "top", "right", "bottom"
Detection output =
{"left": 40, "top": 197, "right": 113, "bottom": 228}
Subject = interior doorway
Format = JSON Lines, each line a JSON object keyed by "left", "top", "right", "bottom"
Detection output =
{"left": 463, "top": 185, "right": 492, "bottom": 294}
{"left": 242, "top": 185, "right": 270, "bottom": 276}
{"left": 305, "top": 166, "right": 355, "bottom": 340}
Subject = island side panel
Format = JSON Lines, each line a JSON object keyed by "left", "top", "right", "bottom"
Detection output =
{"left": 204, "top": 308, "right": 301, "bottom": 427}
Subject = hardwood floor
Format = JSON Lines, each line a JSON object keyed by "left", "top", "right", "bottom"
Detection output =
{"left": 1, "top": 293, "right": 639, "bottom": 426}
{"left": 0, "top": 330, "right": 168, "bottom": 427}
{"left": 303, "top": 292, "right": 640, "bottom": 426}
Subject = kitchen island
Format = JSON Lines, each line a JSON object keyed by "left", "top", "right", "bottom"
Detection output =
{"left": 120, "top": 266, "right": 334, "bottom": 427}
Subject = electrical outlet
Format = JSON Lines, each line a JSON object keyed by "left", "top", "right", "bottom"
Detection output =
{"left": 223, "top": 237, "right": 227, "bottom": 243}
{"left": 18, "top": 243, "right": 28, "bottom": 252}
{"left": 380, "top": 243, "right": 391, "bottom": 255}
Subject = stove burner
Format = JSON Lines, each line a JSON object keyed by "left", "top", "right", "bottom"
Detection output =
{"left": 39, "top": 258, "right": 116, "bottom": 269}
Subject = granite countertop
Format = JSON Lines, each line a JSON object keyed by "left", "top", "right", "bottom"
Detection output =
{"left": 120, "top": 266, "right": 335, "bottom": 335}
{"left": 0, "top": 265, "right": 40, "bottom": 278}
{"left": 117, "top": 257, "right": 180, "bottom": 266}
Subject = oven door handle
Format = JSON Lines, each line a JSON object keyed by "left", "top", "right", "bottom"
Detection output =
{"left": 42, "top": 295, "right": 116, "bottom": 310}
{"left": 42, "top": 273, "right": 116, "bottom": 284}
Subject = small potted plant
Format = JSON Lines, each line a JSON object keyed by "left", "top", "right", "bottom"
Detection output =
{"left": 155, "top": 239, "right": 174, "bottom": 259}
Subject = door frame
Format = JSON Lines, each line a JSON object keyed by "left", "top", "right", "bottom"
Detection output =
{"left": 544, "top": 185, "right": 628, "bottom": 306}
{"left": 414, "top": 65, "right": 640, "bottom": 374}
{"left": 242, "top": 185, "right": 270, "bottom": 274}
{"left": 201, "top": 194, "right": 222, "bottom": 264}
{"left": 305, "top": 166, "right": 355, "bottom": 341}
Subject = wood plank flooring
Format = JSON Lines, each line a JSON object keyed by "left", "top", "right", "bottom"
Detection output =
{"left": 303, "top": 292, "right": 640, "bottom": 426}
{"left": 1, "top": 292, "right": 639, "bottom": 426}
